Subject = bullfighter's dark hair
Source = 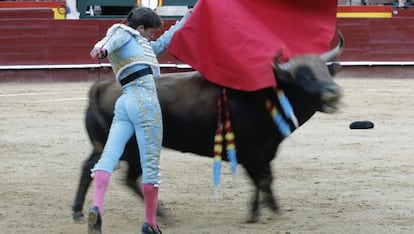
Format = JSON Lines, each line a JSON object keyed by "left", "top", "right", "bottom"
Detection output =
{"left": 126, "top": 7, "right": 163, "bottom": 29}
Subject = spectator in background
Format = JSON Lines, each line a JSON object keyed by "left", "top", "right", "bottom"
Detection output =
{"left": 394, "top": 0, "right": 411, "bottom": 9}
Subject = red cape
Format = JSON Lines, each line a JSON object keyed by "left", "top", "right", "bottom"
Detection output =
{"left": 168, "top": 0, "right": 338, "bottom": 91}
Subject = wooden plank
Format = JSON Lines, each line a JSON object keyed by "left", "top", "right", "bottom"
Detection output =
{"left": 0, "top": 8, "right": 54, "bottom": 19}
{"left": 0, "top": 1, "right": 66, "bottom": 19}
{"left": 338, "top": 5, "right": 392, "bottom": 12}
{"left": 0, "top": 1, "right": 65, "bottom": 8}
{"left": 1, "top": 11, "right": 414, "bottom": 66}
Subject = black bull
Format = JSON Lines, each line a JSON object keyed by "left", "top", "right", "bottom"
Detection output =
{"left": 72, "top": 36, "right": 344, "bottom": 223}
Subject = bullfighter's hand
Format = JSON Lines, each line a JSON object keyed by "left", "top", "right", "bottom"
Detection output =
{"left": 181, "top": 8, "right": 193, "bottom": 23}
{"left": 90, "top": 47, "right": 107, "bottom": 60}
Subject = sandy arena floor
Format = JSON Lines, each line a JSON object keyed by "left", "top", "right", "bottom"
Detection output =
{"left": 1, "top": 77, "right": 414, "bottom": 233}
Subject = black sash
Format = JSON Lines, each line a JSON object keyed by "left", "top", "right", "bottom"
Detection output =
{"left": 120, "top": 68, "right": 153, "bottom": 86}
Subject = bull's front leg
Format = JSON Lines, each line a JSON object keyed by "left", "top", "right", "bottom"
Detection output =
{"left": 244, "top": 162, "right": 280, "bottom": 223}
{"left": 72, "top": 149, "right": 101, "bottom": 222}
{"left": 258, "top": 176, "right": 279, "bottom": 214}
{"left": 248, "top": 187, "right": 260, "bottom": 223}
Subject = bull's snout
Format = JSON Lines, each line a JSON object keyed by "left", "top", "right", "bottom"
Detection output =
{"left": 321, "top": 84, "right": 343, "bottom": 113}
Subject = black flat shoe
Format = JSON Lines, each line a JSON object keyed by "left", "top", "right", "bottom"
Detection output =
{"left": 88, "top": 206, "right": 102, "bottom": 234}
{"left": 142, "top": 222, "right": 162, "bottom": 234}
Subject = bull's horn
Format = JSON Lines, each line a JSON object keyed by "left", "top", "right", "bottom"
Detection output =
{"left": 273, "top": 31, "right": 345, "bottom": 72}
{"left": 319, "top": 31, "right": 345, "bottom": 62}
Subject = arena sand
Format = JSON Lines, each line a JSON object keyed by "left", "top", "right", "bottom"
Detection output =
{"left": 1, "top": 77, "right": 414, "bottom": 233}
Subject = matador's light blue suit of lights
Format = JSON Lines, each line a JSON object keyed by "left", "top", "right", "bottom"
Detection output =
{"left": 91, "top": 19, "right": 186, "bottom": 185}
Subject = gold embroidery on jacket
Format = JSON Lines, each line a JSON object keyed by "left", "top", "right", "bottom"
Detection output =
{"left": 110, "top": 37, "right": 158, "bottom": 75}
{"left": 111, "top": 55, "right": 158, "bottom": 75}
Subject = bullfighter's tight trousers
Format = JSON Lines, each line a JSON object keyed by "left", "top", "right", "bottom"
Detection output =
{"left": 90, "top": 75, "right": 162, "bottom": 227}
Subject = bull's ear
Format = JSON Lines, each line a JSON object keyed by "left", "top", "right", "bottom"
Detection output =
{"left": 327, "top": 62, "right": 341, "bottom": 76}
{"left": 272, "top": 53, "right": 294, "bottom": 84}
{"left": 273, "top": 68, "right": 294, "bottom": 84}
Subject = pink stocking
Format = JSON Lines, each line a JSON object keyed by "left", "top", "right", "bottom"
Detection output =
{"left": 142, "top": 183, "right": 159, "bottom": 227}
{"left": 92, "top": 170, "right": 111, "bottom": 214}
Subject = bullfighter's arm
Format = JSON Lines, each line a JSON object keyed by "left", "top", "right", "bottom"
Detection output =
{"left": 90, "top": 24, "right": 132, "bottom": 59}
{"left": 150, "top": 9, "right": 192, "bottom": 55}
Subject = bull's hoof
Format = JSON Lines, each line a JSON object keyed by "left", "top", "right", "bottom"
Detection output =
{"left": 267, "top": 200, "right": 280, "bottom": 214}
{"left": 246, "top": 216, "right": 259, "bottom": 223}
{"left": 72, "top": 211, "right": 85, "bottom": 223}
{"left": 157, "top": 212, "right": 173, "bottom": 225}
{"left": 270, "top": 205, "right": 280, "bottom": 214}
{"left": 262, "top": 194, "right": 280, "bottom": 214}
{"left": 155, "top": 204, "right": 174, "bottom": 225}
{"left": 246, "top": 208, "right": 260, "bottom": 223}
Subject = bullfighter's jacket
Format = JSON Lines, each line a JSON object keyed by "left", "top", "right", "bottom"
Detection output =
{"left": 93, "top": 19, "right": 186, "bottom": 81}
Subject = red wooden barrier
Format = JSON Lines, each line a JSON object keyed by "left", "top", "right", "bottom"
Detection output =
{"left": 1, "top": 6, "right": 414, "bottom": 81}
